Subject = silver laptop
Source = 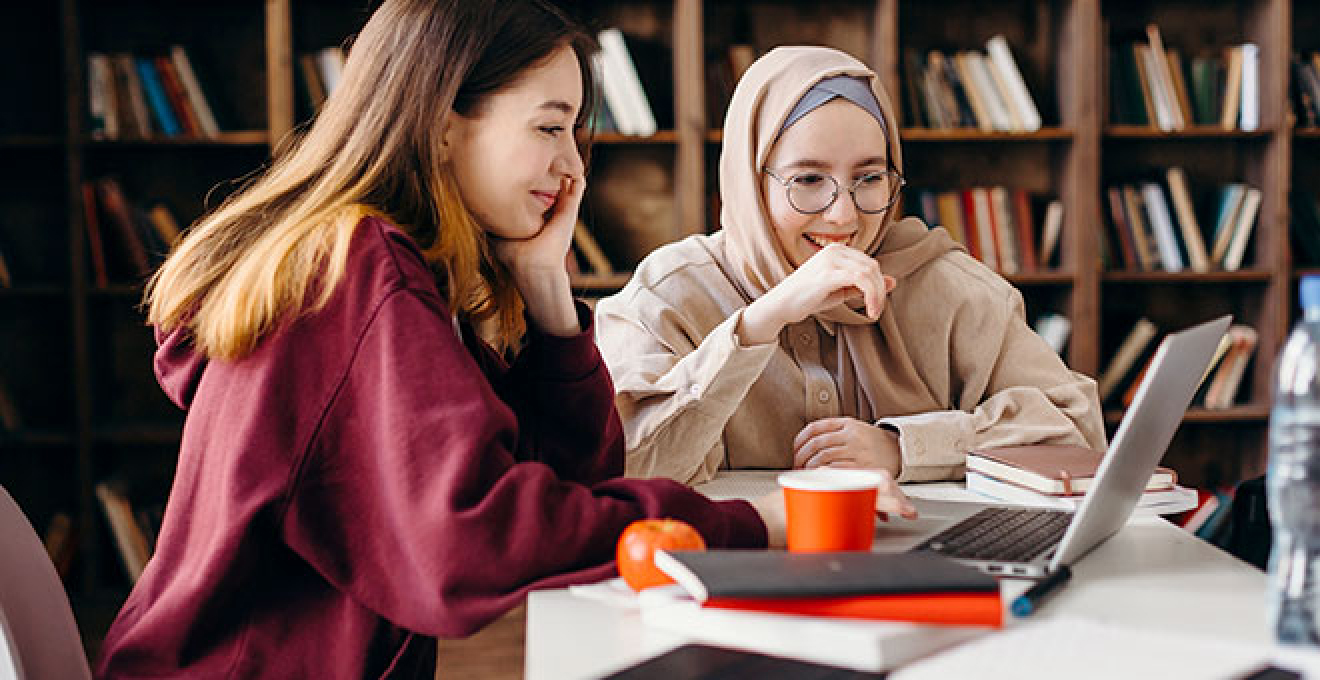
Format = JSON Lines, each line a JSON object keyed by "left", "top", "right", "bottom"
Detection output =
{"left": 912, "top": 315, "right": 1233, "bottom": 578}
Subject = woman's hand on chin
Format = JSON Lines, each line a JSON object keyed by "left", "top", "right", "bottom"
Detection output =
{"left": 494, "top": 174, "right": 586, "bottom": 337}
{"left": 738, "top": 244, "right": 896, "bottom": 346}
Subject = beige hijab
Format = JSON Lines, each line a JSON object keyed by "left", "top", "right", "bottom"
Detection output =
{"left": 717, "top": 46, "right": 963, "bottom": 420}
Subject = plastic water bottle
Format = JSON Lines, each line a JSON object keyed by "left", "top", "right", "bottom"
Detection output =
{"left": 1267, "top": 275, "right": 1320, "bottom": 645}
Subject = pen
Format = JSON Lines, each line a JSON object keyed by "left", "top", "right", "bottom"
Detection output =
{"left": 1010, "top": 565, "right": 1072, "bottom": 618}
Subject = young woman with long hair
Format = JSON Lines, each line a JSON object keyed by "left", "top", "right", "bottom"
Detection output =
{"left": 94, "top": 4, "right": 918, "bottom": 678}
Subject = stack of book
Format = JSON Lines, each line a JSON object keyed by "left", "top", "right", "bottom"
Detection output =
{"left": 965, "top": 445, "right": 1197, "bottom": 515}
{"left": 1109, "top": 25, "right": 1258, "bottom": 131}
{"left": 87, "top": 46, "right": 221, "bottom": 139}
{"left": 909, "top": 188, "right": 1063, "bottom": 274}
{"left": 1104, "top": 167, "right": 1261, "bottom": 273}
{"left": 632, "top": 550, "right": 998, "bottom": 672}
{"left": 901, "top": 35, "right": 1042, "bottom": 132}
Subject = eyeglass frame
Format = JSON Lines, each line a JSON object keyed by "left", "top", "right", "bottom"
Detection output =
{"left": 761, "top": 167, "right": 907, "bottom": 216}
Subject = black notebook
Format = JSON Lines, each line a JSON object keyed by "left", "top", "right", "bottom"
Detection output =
{"left": 604, "top": 644, "right": 885, "bottom": 679}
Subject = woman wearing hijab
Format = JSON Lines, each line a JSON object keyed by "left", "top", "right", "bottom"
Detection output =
{"left": 594, "top": 46, "right": 1105, "bottom": 486}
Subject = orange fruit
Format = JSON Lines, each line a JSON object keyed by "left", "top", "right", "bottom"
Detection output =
{"left": 616, "top": 518, "right": 707, "bottom": 592}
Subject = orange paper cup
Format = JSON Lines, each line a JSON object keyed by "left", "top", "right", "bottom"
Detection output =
{"left": 778, "top": 469, "right": 881, "bottom": 553}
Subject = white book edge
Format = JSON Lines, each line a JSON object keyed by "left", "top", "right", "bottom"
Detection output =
{"left": 1140, "top": 182, "right": 1184, "bottom": 272}
{"left": 170, "top": 45, "right": 220, "bottom": 138}
{"left": 1239, "top": 43, "right": 1260, "bottom": 132}
{"left": 965, "top": 456, "right": 1174, "bottom": 495}
{"left": 989, "top": 187, "right": 1020, "bottom": 274}
{"left": 985, "top": 35, "right": 1042, "bottom": 132}
{"left": 969, "top": 53, "right": 1014, "bottom": 132}
{"left": 971, "top": 188, "right": 1000, "bottom": 271}
{"left": 965, "top": 472, "right": 1199, "bottom": 516}
{"left": 1145, "top": 26, "right": 1186, "bottom": 130}
{"left": 1137, "top": 44, "right": 1177, "bottom": 132}
{"left": 597, "top": 28, "right": 657, "bottom": 137}
{"left": 88, "top": 53, "right": 115, "bottom": 139}
{"left": 1033, "top": 313, "right": 1071, "bottom": 355}
{"left": 637, "top": 587, "right": 985, "bottom": 673}
{"left": 316, "top": 47, "right": 344, "bottom": 96}
{"left": 1222, "top": 187, "right": 1262, "bottom": 271}
{"left": 588, "top": 52, "right": 631, "bottom": 135}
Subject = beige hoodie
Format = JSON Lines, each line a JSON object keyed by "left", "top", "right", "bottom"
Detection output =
{"left": 594, "top": 47, "right": 1105, "bottom": 485}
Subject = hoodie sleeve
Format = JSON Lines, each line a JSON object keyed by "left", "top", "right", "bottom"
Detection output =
{"left": 279, "top": 286, "right": 766, "bottom": 638}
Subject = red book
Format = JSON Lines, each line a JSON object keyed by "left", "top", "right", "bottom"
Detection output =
{"left": 155, "top": 56, "right": 200, "bottom": 137}
{"left": 655, "top": 550, "right": 1003, "bottom": 629}
{"left": 82, "top": 181, "right": 109, "bottom": 288}
{"left": 1012, "top": 189, "right": 1039, "bottom": 272}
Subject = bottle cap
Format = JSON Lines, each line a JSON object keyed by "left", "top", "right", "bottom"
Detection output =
{"left": 1303, "top": 276, "right": 1320, "bottom": 311}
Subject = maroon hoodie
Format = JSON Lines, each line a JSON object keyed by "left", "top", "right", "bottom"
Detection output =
{"left": 95, "top": 217, "right": 767, "bottom": 679}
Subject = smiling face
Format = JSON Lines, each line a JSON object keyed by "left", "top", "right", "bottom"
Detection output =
{"left": 761, "top": 98, "right": 892, "bottom": 268}
{"left": 444, "top": 44, "right": 585, "bottom": 240}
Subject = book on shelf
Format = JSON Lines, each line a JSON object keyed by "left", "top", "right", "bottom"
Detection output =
{"left": 912, "top": 186, "right": 1055, "bottom": 274}
{"left": 1202, "top": 325, "right": 1258, "bottom": 410}
{"left": 1221, "top": 45, "right": 1244, "bottom": 131}
{"left": 134, "top": 56, "right": 183, "bottom": 137}
{"left": 1165, "top": 167, "right": 1210, "bottom": 272}
{"left": 1032, "top": 313, "right": 1071, "bottom": 356}
{"left": 0, "top": 378, "right": 20, "bottom": 431}
{"left": 88, "top": 48, "right": 223, "bottom": 140}
{"left": 316, "top": 47, "right": 345, "bottom": 97}
{"left": 1038, "top": 200, "right": 1063, "bottom": 269}
{"left": 1140, "top": 181, "right": 1184, "bottom": 272}
{"left": 966, "top": 445, "right": 1176, "bottom": 496}
{"left": 1220, "top": 187, "right": 1262, "bottom": 272}
{"left": 1109, "top": 31, "right": 1256, "bottom": 132}
{"left": 652, "top": 550, "right": 1002, "bottom": 628}
{"left": 93, "top": 177, "right": 152, "bottom": 279}
{"left": 169, "top": 45, "right": 220, "bottom": 138}
{"left": 1238, "top": 43, "right": 1260, "bottom": 132}
{"left": 81, "top": 181, "right": 109, "bottom": 288}
{"left": 95, "top": 480, "right": 151, "bottom": 583}
{"left": 1292, "top": 53, "right": 1320, "bottom": 128}
{"left": 901, "top": 37, "right": 1040, "bottom": 132}
{"left": 0, "top": 246, "right": 11, "bottom": 289}
{"left": 1097, "top": 317, "right": 1158, "bottom": 403}
{"left": 572, "top": 220, "right": 614, "bottom": 276}
{"left": 297, "top": 53, "right": 328, "bottom": 112}
{"left": 42, "top": 512, "right": 78, "bottom": 582}
{"left": 595, "top": 28, "right": 658, "bottom": 137}
{"left": 965, "top": 471, "right": 1198, "bottom": 516}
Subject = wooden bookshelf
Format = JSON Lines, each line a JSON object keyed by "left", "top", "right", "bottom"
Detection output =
{"left": 0, "top": 0, "right": 1309, "bottom": 651}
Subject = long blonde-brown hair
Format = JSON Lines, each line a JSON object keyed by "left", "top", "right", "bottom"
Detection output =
{"left": 146, "top": 0, "right": 596, "bottom": 359}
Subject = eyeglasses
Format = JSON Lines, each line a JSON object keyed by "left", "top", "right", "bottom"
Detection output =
{"left": 762, "top": 168, "right": 906, "bottom": 215}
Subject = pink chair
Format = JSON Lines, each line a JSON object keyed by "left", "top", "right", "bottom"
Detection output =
{"left": 0, "top": 485, "right": 92, "bottom": 679}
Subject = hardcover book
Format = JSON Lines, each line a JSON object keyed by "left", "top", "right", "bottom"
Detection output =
{"left": 967, "top": 445, "right": 1176, "bottom": 496}
{"left": 653, "top": 550, "right": 1001, "bottom": 628}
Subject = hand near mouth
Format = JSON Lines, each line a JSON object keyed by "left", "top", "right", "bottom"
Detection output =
{"left": 737, "top": 243, "right": 896, "bottom": 346}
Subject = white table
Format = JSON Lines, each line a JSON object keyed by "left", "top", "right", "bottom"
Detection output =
{"left": 524, "top": 478, "right": 1291, "bottom": 679}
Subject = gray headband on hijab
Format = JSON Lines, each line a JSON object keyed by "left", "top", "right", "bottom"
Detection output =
{"left": 779, "top": 75, "right": 888, "bottom": 137}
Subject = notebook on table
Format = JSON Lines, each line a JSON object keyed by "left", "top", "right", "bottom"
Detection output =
{"left": 911, "top": 315, "right": 1232, "bottom": 578}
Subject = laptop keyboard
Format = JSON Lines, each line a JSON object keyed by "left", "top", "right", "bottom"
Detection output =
{"left": 913, "top": 506, "right": 1073, "bottom": 563}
